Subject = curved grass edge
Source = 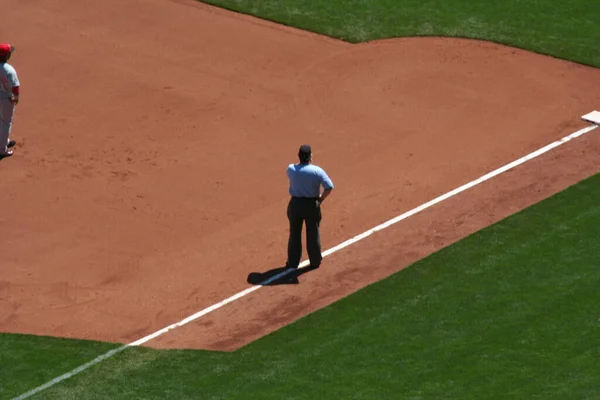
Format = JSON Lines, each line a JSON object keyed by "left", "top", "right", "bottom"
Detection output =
{"left": 198, "top": 0, "right": 600, "bottom": 68}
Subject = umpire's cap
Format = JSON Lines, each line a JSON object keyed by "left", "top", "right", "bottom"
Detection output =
{"left": 0, "top": 44, "right": 15, "bottom": 57}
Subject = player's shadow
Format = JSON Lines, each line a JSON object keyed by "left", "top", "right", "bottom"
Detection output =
{"left": 247, "top": 264, "right": 319, "bottom": 286}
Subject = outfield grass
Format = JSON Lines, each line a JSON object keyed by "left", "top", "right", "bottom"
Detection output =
{"left": 4, "top": 173, "right": 599, "bottom": 399}
{"left": 201, "top": 0, "right": 600, "bottom": 67}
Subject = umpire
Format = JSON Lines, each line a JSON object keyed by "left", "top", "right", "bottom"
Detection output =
{"left": 285, "top": 144, "right": 334, "bottom": 269}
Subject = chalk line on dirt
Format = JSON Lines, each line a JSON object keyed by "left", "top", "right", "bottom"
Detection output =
{"left": 12, "top": 123, "right": 598, "bottom": 400}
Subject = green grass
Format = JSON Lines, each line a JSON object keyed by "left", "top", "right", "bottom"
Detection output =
{"left": 0, "top": 334, "right": 118, "bottom": 398}
{"left": 3, "top": 173, "right": 599, "bottom": 399}
{"left": 201, "top": 0, "right": 600, "bottom": 67}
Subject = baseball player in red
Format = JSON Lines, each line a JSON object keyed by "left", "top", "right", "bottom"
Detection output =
{"left": 0, "top": 44, "right": 19, "bottom": 158}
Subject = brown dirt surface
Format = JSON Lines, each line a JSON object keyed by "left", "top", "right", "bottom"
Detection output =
{"left": 0, "top": 0, "right": 599, "bottom": 350}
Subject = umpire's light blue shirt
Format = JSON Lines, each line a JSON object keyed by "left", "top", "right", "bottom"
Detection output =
{"left": 287, "top": 163, "right": 334, "bottom": 198}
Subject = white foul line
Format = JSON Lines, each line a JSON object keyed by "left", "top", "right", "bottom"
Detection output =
{"left": 12, "top": 123, "right": 598, "bottom": 400}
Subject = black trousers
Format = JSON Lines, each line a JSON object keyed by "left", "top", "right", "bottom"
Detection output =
{"left": 286, "top": 197, "right": 323, "bottom": 268}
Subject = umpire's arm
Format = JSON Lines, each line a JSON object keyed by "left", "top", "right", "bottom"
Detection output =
{"left": 319, "top": 188, "right": 333, "bottom": 204}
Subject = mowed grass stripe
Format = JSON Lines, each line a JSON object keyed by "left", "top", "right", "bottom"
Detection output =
{"left": 7, "top": 173, "right": 599, "bottom": 399}
{"left": 201, "top": 0, "right": 600, "bottom": 67}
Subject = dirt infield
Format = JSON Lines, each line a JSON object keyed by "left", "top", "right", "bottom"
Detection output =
{"left": 1, "top": 0, "right": 599, "bottom": 351}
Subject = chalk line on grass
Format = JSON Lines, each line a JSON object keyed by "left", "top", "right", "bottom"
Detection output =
{"left": 11, "top": 123, "right": 598, "bottom": 400}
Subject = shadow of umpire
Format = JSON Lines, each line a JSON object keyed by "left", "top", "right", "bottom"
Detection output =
{"left": 247, "top": 264, "right": 320, "bottom": 286}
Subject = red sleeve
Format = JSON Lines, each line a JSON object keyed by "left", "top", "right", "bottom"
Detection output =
{"left": 12, "top": 86, "right": 19, "bottom": 95}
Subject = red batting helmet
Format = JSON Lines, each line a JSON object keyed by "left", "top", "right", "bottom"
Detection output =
{"left": 0, "top": 44, "right": 15, "bottom": 57}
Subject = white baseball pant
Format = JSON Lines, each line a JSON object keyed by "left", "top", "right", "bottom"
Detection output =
{"left": 0, "top": 98, "right": 15, "bottom": 153}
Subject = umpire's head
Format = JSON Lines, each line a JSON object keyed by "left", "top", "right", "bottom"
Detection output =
{"left": 298, "top": 144, "right": 312, "bottom": 164}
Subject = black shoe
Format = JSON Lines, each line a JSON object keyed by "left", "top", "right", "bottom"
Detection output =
{"left": 0, "top": 150, "right": 13, "bottom": 159}
{"left": 7, "top": 140, "right": 16, "bottom": 148}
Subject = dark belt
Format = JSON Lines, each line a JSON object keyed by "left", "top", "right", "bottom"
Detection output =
{"left": 291, "top": 196, "right": 319, "bottom": 200}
